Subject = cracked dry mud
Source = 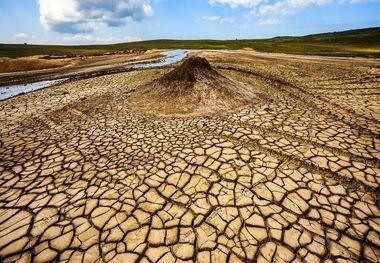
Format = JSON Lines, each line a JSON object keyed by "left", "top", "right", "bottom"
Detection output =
{"left": 0, "top": 52, "right": 380, "bottom": 263}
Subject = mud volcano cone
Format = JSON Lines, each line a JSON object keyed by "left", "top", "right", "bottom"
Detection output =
{"left": 159, "top": 56, "right": 218, "bottom": 84}
{"left": 127, "top": 56, "right": 258, "bottom": 115}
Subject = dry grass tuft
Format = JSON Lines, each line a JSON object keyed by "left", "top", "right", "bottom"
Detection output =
{"left": 0, "top": 57, "right": 68, "bottom": 73}
{"left": 240, "top": 47, "right": 255, "bottom": 52}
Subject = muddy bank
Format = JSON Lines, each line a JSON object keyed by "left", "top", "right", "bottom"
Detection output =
{"left": 0, "top": 50, "right": 191, "bottom": 100}
{"left": 0, "top": 50, "right": 164, "bottom": 87}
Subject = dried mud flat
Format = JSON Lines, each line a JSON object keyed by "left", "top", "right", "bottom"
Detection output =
{"left": 0, "top": 51, "right": 380, "bottom": 263}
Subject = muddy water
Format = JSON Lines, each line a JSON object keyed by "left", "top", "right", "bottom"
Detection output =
{"left": 136, "top": 49, "right": 190, "bottom": 68}
{"left": 0, "top": 79, "right": 68, "bottom": 101}
{"left": 0, "top": 49, "right": 190, "bottom": 101}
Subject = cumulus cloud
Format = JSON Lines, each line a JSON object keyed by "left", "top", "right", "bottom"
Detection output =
{"left": 38, "top": 0, "right": 153, "bottom": 34}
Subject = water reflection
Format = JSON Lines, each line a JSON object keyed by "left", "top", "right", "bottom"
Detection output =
{"left": 0, "top": 79, "right": 67, "bottom": 101}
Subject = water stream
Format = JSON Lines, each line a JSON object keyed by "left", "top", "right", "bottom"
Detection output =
{"left": 0, "top": 49, "right": 190, "bottom": 101}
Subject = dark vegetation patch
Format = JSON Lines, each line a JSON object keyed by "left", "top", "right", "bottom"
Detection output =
{"left": 1, "top": 27, "right": 379, "bottom": 58}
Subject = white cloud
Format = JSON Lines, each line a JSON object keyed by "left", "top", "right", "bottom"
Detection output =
{"left": 209, "top": 0, "right": 375, "bottom": 21}
{"left": 208, "top": 0, "right": 371, "bottom": 28}
{"left": 13, "top": 33, "right": 28, "bottom": 38}
{"left": 209, "top": 0, "right": 362, "bottom": 28}
{"left": 238, "top": 24, "right": 250, "bottom": 29}
{"left": 61, "top": 34, "right": 142, "bottom": 44}
{"left": 349, "top": 0, "right": 380, "bottom": 3}
{"left": 202, "top": 16, "right": 220, "bottom": 21}
{"left": 10, "top": 33, "right": 41, "bottom": 43}
{"left": 208, "top": 0, "right": 330, "bottom": 22}
{"left": 256, "top": 18, "right": 284, "bottom": 25}
{"left": 220, "top": 17, "right": 236, "bottom": 23}
{"left": 208, "top": 0, "right": 264, "bottom": 8}
{"left": 258, "top": 0, "right": 331, "bottom": 16}
{"left": 202, "top": 16, "right": 236, "bottom": 23}
{"left": 38, "top": 0, "right": 153, "bottom": 34}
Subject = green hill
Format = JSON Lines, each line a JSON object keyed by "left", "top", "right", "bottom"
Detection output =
{"left": 1, "top": 27, "right": 379, "bottom": 58}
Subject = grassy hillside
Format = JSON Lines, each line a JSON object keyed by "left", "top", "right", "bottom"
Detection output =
{"left": 1, "top": 27, "right": 379, "bottom": 58}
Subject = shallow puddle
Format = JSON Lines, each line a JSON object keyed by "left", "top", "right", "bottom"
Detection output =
{"left": 0, "top": 79, "right": 67, "bottom": 101}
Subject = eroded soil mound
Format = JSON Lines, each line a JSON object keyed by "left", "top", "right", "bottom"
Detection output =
{"left": 126, "top": 56, "right": 258, "bottom": 115}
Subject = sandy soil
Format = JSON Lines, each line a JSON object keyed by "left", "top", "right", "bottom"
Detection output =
{"left": 0, "top": 51, "right": 379, "bottom": 263}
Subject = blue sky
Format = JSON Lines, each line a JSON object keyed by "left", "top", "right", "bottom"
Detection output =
{"left": 0, "top": 0, "right": 379, "bottom": 44}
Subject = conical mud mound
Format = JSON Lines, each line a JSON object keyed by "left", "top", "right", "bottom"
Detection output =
{"left": 126, "top": 56, "right": 258, "bottom": 116}
{"left": 159, "top": 56, "right": 218, "bottom": 84}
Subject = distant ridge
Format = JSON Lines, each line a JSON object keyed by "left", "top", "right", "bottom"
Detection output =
{"left": 1, "top": 27, "right": 379, "bottom": 58}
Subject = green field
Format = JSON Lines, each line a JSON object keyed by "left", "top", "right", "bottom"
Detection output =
{"left": 1, "top": 27, "right": 379, "bottom": 58}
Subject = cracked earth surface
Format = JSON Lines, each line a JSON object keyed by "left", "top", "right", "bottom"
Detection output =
{"left": 0, "top": 51, "right": 379, "bottom": 263}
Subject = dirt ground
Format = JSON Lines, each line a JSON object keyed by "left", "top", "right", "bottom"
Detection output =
{"left": 0, "top": 51, "right": 379, "bottom": 263}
